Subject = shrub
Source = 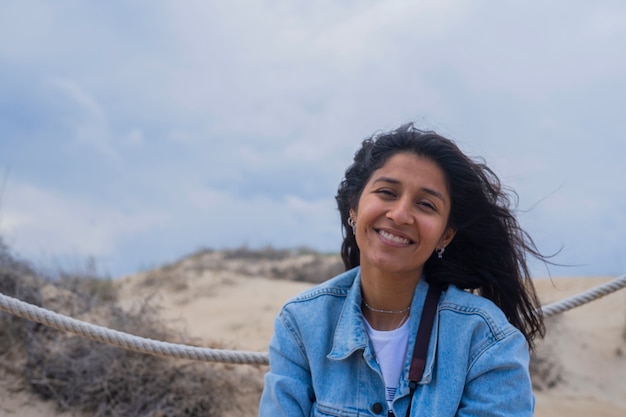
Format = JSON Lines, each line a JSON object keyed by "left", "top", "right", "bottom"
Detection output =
{"left": 0, "top": 237, "right": 258, "bottom": 417}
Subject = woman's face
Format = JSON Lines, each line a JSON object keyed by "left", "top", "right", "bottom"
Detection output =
{"left": 351, "top": 152, "right": 455, "bottom": 279}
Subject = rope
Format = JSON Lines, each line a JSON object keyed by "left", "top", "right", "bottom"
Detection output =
{"left": 0, "top": 274, "right": 625, "bottom": 365}
{"left": 540, "top": 273, "right": 626, "bottom": 318}
{"left": 0, "top": 291, "right": 269, "bottom": 366}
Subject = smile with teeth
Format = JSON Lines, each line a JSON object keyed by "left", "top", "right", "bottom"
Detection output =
{"left": 377, "top": 229, "right": 412, "bottom": 244}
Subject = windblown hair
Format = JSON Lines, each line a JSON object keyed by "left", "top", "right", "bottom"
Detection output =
{"left": 335, "top": 124, "right": 546, "bottom": 347}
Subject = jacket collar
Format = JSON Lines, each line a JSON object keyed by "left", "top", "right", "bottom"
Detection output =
{"left": 327, "top": 268, "right": 369, "bottom": 360}
{"left": 327, "top": 268, "right": 439, "bottom": 386}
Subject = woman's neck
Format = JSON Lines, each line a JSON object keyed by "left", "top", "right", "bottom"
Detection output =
{"left": 360, "top": 267, "right": 421, "bottom": 331}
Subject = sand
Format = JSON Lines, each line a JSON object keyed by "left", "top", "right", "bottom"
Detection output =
{"left": 532, "top": 277, "right": 626, "bottom": 417}
{"left": 2, "top": 260, "right": 625, "bottom": 416}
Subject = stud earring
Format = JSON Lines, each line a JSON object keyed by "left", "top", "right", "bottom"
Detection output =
{"left": 347, "top": 217, "right": 357, "bottom": 235}
{"left": 437, "top": 246, "right": 445, "bottom": 259}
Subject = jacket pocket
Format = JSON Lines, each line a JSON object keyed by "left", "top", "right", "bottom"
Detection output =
{"left": 312, "top": 402, "right": 360, "bottom": 417}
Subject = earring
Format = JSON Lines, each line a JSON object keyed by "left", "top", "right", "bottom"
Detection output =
{"left": 437, "top": 246, "right": 445, "bottom": 259}
{"left": 347, "top": 217, "right": 357, "bottom": 235}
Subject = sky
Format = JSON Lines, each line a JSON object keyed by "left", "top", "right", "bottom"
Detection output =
{"left": 1, "top": 0, "right": 625, "bottom": 278}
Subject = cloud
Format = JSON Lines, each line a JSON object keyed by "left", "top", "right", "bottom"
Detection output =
{"left": 0, "top": 179, "right": 168, "bottom": 270}
{"left": 1, "top": 1, "right": 626, "bottom": 278}
{"left": 441, "top": 3, "right": 626, "bottom": 100}
{"left": 159, "top": 182, "right": 340, "bottom": 250}
{"left": 47, "top": 77, "right": 121, "bottom": 160}
{"left": 158, "top": 0, "right": 472, "bottom": 141}
{"left": 125, "top": 128, "right": 144, "bottom": 147}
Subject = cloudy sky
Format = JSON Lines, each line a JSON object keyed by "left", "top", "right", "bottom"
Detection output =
{"left": 1, "top": 1, "right": 625, "bottom": 278}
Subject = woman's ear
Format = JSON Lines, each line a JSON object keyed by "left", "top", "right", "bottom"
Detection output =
{"left": 441, "top": 228, "right": 456, "bottom": 248}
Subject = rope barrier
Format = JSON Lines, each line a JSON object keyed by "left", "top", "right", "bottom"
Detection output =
{"left": 0, "top": 274, "right": 625, "bottom": 365}
{"left": 540, "top": 273, "right": 626, "bottom": 317}
{"left": 0, "top": 291, "right": 269, "bottom": 366}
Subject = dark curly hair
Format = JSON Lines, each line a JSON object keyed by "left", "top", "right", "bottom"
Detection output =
{"left": 335, "top": 124, "right": 546, "bottom": 347}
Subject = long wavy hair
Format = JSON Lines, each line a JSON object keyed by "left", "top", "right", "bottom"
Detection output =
{"left": 335, "top": 124, "right": 546, "bottom": 347}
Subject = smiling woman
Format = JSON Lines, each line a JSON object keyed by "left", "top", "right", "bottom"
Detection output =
{"left": 259, "top": 124, "right": 548, "bottom": 417}
{"left": 350, "top": 153, "right": 455, "bottom": 293}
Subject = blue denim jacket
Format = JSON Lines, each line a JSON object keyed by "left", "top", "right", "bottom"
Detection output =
{"left": 259, "top": 267, "right": 534, "bottom": 417}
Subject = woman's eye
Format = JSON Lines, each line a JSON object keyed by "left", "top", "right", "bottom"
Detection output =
{"left": 376, "top": 189, "right": 395, "bottom": 197}
{"left": 418, "top": 201, "right": 436, "bottom": 211}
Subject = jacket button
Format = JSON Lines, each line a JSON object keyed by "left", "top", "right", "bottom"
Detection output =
{"left": 371, "top": 402, "right": 384, "bottom": 414}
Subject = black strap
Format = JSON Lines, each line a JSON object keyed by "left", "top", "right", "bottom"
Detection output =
{"left": 404, "top": 282, "right": 441, "bottom": 417}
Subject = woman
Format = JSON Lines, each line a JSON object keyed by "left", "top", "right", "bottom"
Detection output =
{"left": 259, "top": 124, "right": 546, "bottom": 417}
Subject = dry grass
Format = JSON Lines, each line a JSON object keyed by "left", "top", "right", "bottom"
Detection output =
{"left": 172, "top": 245, "right": 345, "bottom": 284}
{"left": 529, "top": 316, "right": 564, "bottom": 392}
{"left": 0, "top": 238, "right": 257, "bottom": 417}
{"left": 623, "top": 307, "right": 626, "bottom": 342}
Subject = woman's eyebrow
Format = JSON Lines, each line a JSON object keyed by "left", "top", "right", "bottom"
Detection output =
{"left": 421, "top": 187, "right": 446, "bottom": 203}
{"left": 372, "top": 176, "right": 400, "bottom": 186}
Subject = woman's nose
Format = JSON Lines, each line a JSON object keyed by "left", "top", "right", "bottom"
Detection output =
{"left": 386, "top": 199, "right": 414, "bottom": 225}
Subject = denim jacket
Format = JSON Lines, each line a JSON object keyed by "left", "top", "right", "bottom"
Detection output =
{"left": 259, "top": 267, "right": 534, "bottom": 417}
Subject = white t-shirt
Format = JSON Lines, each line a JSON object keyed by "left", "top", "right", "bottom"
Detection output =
{"left": 365, "top": 318, "right": 410, "bottom": 411}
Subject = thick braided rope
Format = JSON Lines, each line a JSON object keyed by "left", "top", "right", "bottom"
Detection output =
{"left": 0, "top": 291, "right": 269, "bottom": 365}
{"left": 540, "top": 273, "right": 626, "bottom": 318}
{"left": 1, "top": 274, "right": 625, "bottom": 365}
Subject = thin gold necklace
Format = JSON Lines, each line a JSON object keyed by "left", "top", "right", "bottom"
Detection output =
{"left": 394, "top": 310, "right": 410, "bottom": 330}
{"left": 363, "top": 301, "right": 411, "bottom": 314}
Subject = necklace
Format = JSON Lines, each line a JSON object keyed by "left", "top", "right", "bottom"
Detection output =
{"left": 363, "top": 301, "right": 411, "bottom": 314}
{"left": 364, "top": 308, "right": 411, "bottom": 333}
{"left": 394, "top": 310, "right": 410, "bottom": 330}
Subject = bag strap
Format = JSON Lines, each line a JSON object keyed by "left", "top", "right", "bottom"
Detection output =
{"left": 404, "top": 282, "right": 442, "bottom": 417}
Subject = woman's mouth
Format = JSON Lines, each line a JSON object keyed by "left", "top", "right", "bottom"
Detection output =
{"left": 377, "top": 229, "right": 413, "bottom": 245}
